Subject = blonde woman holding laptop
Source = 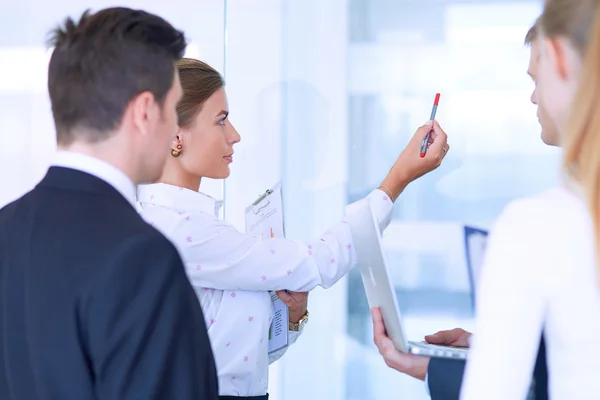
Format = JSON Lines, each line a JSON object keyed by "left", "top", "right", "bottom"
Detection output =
{"left": 137, "top": 58, "right": 449, "bottom": 399}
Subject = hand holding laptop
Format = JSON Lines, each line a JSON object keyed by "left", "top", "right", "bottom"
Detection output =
{"left": 372, "top": 308, "right": 473, "bottom": 380}
{"left": 372, "top": 307, "right": 430, "bottom": 381}
{"left": 350, "top": 201, "right": 467, "bottom": 361}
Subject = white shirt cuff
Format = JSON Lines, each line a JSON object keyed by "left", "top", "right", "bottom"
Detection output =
{"left": 345, "top": 189, "right": 394, "bottom": 232}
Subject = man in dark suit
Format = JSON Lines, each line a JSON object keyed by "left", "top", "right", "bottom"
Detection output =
{"left": 371, "top": 20, "right": 552, "bottom": 400}
{"left": 423, "top": 329, "right": 546, "bottom": 400}
{"left": 0, "top": 8, "right": 218, "bottom": 400}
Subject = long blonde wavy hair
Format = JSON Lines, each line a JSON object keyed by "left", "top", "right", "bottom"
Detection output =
{"left": 540, "top": 0, "right": 600, "bottom": 266}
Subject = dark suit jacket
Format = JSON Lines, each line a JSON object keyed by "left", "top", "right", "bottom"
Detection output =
{"left": 0, "top": 167, "right": 218, "bottom": 400}
{"left": 427, "top": 337, "right": 547, "bottom": 400}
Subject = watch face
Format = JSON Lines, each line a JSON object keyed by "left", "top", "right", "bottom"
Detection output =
{"left": 299, "top": 316, "right": 308, "bottom": 328}
{"left": 290, "top": 313, "right": 309, "bottom": 331}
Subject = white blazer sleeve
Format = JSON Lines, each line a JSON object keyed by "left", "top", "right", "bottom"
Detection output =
{"left": 460, "top": 199, "right": 555, "bottom": 400}
{"left": 169, "top": 189, "right": 393, "bottom": 292}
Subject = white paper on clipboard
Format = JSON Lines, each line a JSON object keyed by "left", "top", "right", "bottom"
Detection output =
{"left": 244, "top": 181, "right": 289, "bottom": 353}
{"left": 245, "top": 181, "right": 285, "bottom": 240}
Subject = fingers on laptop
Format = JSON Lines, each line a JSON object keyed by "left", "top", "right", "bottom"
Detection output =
{"left": 425, "top": 327, "right": 471, "bottom": 347}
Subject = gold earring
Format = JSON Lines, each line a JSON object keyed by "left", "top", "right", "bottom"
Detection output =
{"left": 171, "top": 149, "right": 181, "bottom": 158}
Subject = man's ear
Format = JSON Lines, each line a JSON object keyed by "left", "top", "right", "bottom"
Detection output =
{"left": 129, "top": 91, "right": 156, "bottom": 136}
{"left": 544, "top": 37, "right": 571, "bottom": 81}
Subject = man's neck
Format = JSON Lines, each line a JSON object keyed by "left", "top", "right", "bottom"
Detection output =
{"left": 58, "top": 139, "right": 138, "bottom": 184}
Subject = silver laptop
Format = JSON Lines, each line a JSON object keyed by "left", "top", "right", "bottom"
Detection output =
{"left": 348, "top": 204, "right": 468, "bottom": 360}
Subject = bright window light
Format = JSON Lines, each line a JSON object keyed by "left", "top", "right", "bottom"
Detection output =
{"left": 0, "top": 46, "right": 52, "bottom": 94}
{"left": 184, "top": 42, "right": 201, "bottom": 59}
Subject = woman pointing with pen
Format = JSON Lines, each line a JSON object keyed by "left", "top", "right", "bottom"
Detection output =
{"left": 137, "top": 58, "right": 450, "bottom": 400}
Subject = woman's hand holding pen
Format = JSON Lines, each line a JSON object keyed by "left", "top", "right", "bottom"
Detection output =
{"left": 379, "top": 120, "right": 449, "bottom": 202}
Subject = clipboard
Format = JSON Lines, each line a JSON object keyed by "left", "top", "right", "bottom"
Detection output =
{"left": 245, "top": 181, "right": 286, "bottom": 240}
{"left": 244, "top": 181, "right": 289, "bottom": 354}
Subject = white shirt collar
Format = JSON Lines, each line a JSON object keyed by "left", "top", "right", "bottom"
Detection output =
{"left": 51, "top": 150, "right": 136, "bottom": 205}
{"left": 137, "top": 183, "right": 224, "bottom": 217}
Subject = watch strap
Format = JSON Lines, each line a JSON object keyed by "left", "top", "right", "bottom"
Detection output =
{"left": 289, "top": 310, "right": 309, "bottom": 331}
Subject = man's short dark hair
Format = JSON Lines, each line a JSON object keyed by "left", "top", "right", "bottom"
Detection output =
{"left": 524, "top": 19, "right": 539, "bottom": 46}
{"left": 47, "top": 7, "right": 187, "bottom": 144}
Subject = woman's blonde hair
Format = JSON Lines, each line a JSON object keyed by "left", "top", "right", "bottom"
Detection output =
{"left": 540, "top": 0, "right": 600, "bottom": 267}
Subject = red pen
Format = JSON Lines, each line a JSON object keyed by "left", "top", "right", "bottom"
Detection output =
{"left": 420, "top": 93, "right": 441, "bottom": 158}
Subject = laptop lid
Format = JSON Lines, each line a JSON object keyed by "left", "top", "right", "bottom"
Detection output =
{"left": 348, "top": 203, "right": 410, "bottom": 353}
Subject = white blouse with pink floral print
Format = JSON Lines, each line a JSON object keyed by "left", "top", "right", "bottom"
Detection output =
{"left": 136, "top": 183, "right": 393, "bottom": 397}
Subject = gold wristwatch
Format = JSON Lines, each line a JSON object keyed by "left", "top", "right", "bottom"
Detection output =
{"left": 289, "top": 310, "right": 309, "bottom": 331}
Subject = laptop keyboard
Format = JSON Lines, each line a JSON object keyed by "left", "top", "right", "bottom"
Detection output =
{"left": 409, "top": 341, "right": 468, "bottom": 359}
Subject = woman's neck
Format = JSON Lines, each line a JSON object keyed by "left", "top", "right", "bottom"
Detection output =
{"left": 157, "top": 167, "right": 202, "bottom": 192}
